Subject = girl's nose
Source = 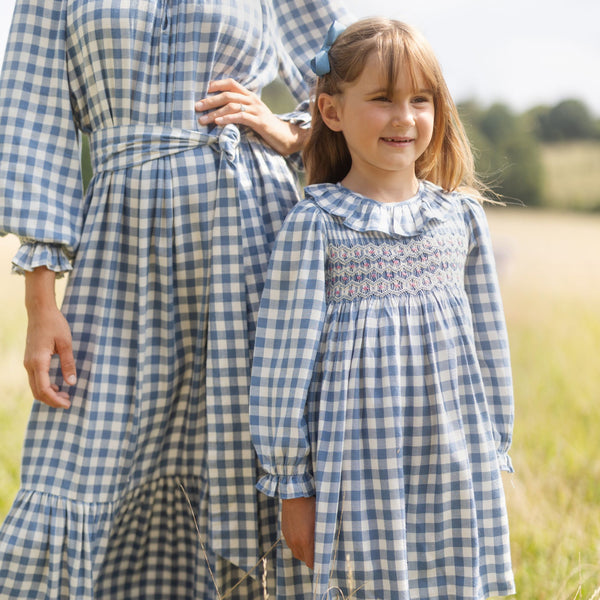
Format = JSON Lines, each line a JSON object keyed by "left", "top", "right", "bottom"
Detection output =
{"left": 392, "top": 104, "right": 415, "bottom": 127}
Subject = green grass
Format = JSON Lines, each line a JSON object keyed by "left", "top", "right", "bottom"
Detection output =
{"left": 0, "top": 248, "right": 30, "bottom": 516}
{"left": 505, "top": 300, "right": 600, "bottom": 599}
{"left": 541, "top": 141, "right": 600, "bottom": 211}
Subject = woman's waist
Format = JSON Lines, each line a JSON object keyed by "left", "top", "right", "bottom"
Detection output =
{"left": 87, "top": 122, "right": 248, "bottom": 175}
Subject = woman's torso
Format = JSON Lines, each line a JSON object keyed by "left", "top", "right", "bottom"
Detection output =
{"left": 65, "top": 0, "right": 280, "bottom": 133}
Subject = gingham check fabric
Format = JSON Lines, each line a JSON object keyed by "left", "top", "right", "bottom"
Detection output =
{"left": 250, "top": 182, "right": 516, "bottom": 600}
{"left": 0, "top": 0, "right": 350, "bottom": 598}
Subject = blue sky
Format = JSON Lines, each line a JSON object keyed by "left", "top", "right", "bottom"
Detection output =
{"left": 1, "top": 0, "right": 598, "bottom": 116}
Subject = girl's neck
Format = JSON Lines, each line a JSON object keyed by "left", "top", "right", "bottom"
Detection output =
{"left": 340, "top": 170, "right": 420, "bottom": 204}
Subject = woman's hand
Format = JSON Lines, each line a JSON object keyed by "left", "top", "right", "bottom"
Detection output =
{"left": 195, "top": 79, "right": 309, "bottom": 156}
{"left": 281, "top": 495, "right": 316, "bottom": 569}
{"left": 24, "top": 267, "right": 76, "bottom": 409}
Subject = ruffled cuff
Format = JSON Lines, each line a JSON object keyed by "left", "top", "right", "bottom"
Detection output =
{"left": 497, "top": 451, "right": 514, "bottom": 473}
{"left": 277, "top": 100, "right": 311, "bottom": 129}
{"left": 277, "top": 102, "right": 311, "bottom": 172}
{"left": 12, "top": 241, "right": 73, "bottom": 277}
{"left": 256, "top": 471, "right": 316, "bottom": 499}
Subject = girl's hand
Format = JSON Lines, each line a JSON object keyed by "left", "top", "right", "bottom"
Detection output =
{"left": 24, "top": 267, "right": 76, "bottom": 409}
{"left": 195, "top": 79, "right": 308, "bottom": 156}
{"left": 281, "top": 496, "right": 316, "bottom": 569}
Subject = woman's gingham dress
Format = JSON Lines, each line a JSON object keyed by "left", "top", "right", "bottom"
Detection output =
{"left": 250, "top": 182, "right": 516, "bottom": 600}
{"left": 0, "top": 1, "right": 350, "bottom": 598}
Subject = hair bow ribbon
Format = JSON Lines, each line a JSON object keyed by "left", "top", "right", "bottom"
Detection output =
{"left": 310, "top": 21, "right": 347, "bottom": 76}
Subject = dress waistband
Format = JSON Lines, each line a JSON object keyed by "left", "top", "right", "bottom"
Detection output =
{"left": 88, "top": 123, "right": 242, "bottom": 174}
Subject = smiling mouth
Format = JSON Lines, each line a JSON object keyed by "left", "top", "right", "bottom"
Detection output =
{"left": 381, "top": 137, "right": 413, "bottom": 143}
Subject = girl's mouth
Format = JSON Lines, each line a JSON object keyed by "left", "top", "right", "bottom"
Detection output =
{"left": 381, "top": 137, "right": 413, "bottom": 143}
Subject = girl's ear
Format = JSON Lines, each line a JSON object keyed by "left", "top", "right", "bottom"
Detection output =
{"left": 318, "top": 93, "right": 344, "bottom": 132}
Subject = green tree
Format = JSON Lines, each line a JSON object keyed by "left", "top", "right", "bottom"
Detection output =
{"left": 531, "top": 99, "right": 597, "bottom": 141}
{"left": 458, "top": 101, "right": 543, "bottom": 206}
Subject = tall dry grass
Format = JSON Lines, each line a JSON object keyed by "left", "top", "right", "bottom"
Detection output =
{"left": 488, "top": 206, "right": 600, "bottom": 600}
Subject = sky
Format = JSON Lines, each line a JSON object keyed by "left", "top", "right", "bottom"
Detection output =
{"left": 0, "top": 0, "right": 598, "bottom": 116}
{"left": 345, "top": 0, "right": 600, "bottom": 116}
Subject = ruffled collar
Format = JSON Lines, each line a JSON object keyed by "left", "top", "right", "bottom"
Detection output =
{"left": 304, "top": 180, "right": 456, "bottom": 238}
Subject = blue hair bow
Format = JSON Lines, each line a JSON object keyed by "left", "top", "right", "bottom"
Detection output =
{"left": 310, "top": 21, "right": 347, "bottom": 76}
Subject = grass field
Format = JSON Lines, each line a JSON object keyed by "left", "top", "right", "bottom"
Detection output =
{"left": 541, "top": 141, "right": 600, "bottom": 212}
{"left": 1, "top": 206, "right": 600, "bottom": 599}
{"left": 486, "top": 206, "right": 600, "bottom": 599}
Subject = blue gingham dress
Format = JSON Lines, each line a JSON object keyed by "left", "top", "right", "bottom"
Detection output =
{"left": 0, "top": 1, "right": 350, "bottom": 598}
{"left": 250, "top": 181, "right": 516, "bottom": 600}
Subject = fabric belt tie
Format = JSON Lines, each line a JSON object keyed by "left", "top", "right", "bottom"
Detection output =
{"left": 88, "top": 123, "right": 260, "bottom": 573}
{"left": 89, "top": 123, "right": 241, "bottom": 172}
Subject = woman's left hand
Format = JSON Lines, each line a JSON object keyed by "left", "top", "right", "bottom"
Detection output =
{"left": 195, "top": 79, "right": 308, "bottom": 156}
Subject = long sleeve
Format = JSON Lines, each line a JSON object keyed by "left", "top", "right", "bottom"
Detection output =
{"left": 0, "top": 0, "right": 83, "bottom": 275}
{"left": 463, "top": 199, "right": 514, "bottom": 472}
{"left": 269, "top": 0, "right": 354, "bottom": 103}
{"left": 250, "top": 202, "right": 328, "bottom": 498}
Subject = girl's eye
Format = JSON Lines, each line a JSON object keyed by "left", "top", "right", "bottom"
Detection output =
{"left": 372, "top": 96, "right": 391, "bottom": 102}
{"left": 413, "top": 95, "right": 432, "bottom": 104}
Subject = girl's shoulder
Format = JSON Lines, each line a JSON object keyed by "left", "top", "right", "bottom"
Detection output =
{"left": 422, "top": 181, "right": 490, "bottom": 226}
{"left": 276, "top": 189, "right": 333, "bottom": 237}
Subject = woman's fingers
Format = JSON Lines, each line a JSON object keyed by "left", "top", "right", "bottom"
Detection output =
{"left": 23, "top": 307, "right": 75, "bottom": 410}
{"left": 24, "top": 349, "right": 71, "bottom": 409}
{"left": 195, "top": 79, "right": 259, "bottom": 124}
{"left": 56, "top": 335, "right": 77, "bottom": 388}
{"left": 196, "top": 94, "right": 253, "bottom": 124}
{"left": 194, "top": 78, "right": 308, "bottom": 155}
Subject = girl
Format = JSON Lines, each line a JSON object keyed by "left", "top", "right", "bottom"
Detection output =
{"left": 250, "top": 18, "right": 515, "bottom": 600}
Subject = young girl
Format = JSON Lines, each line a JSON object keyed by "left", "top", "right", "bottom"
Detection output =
{"left": 250, "top": 18, "right": 515, "bottom": 600}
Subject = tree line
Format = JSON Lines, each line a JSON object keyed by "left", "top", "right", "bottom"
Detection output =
{"left": 458, "top": 98, "right": 600, "bottom": 207}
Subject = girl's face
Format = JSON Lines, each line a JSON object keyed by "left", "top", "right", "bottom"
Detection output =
{"left": 319, "top": 52, "right": 435, "bottom": 195}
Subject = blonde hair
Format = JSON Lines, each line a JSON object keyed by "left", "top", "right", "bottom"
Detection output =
{"left": 303, "top": 18, "right": 486, "bottom": 200}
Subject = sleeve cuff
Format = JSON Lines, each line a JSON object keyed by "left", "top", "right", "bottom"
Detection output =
{"left": 12, "top": 242, "right": 73, "bottom": 277}
{"left": 277, "top": 100, "right": 311, "bottom": 130}
{"left": 277, "top": 104, "right": 311, "bottom": 173}
{"left": 256, "top": 471, "right": 316, "bottom": 499}
{"left": 497, "top": 451, "right": 514, "bottom": 473}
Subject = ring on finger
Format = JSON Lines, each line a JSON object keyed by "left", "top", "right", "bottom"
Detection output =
{"left": 239, "top": 103, "right": 246, "bottom": 113}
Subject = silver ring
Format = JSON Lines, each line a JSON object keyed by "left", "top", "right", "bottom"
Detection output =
{"left": 239, "top": 103, "right": 246, "bottom": 113}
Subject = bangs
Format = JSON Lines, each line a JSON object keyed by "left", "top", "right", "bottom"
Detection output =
{"left": 375, "top": 27, "right": 441, "bottom": 97}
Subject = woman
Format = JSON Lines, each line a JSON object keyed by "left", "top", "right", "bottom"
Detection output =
{"left": 0, "top": 1, "right": 350, "bottom": 598}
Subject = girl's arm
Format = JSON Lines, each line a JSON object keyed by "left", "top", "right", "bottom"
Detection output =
{"left": 24, "top": 267, "right": 76, "bottom": 409}
{"left": 250, "top": 201, "right": 327, "bottom": 497}
{"left": 250, "top": 202, "right": 326, "bottom": 568}
{"left": 463, "top": 199, "right": 514, "bottom": 471}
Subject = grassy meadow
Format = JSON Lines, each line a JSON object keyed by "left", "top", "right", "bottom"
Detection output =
{"left": 486, "top": 207, "right": 600, "bottom": 599}
{"left": 1, "top": 200, "right": 600, "bottom": 596}
{"left": 541, "top": 141, "right": 600, "bottom": 212}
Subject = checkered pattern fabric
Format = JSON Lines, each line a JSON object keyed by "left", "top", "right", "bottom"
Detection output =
{"left": 0, "top": 0, "right": 351, "bottom": 598}
{"left": 250, "top": 182, "right": 515, "bottom": 599}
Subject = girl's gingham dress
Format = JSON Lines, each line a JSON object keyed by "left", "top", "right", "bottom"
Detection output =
{"left": 0, "top": 1, "right": 350, "bottom": 598}
{"left": 250, "top": 181, "right": 516, "bottom": 600}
